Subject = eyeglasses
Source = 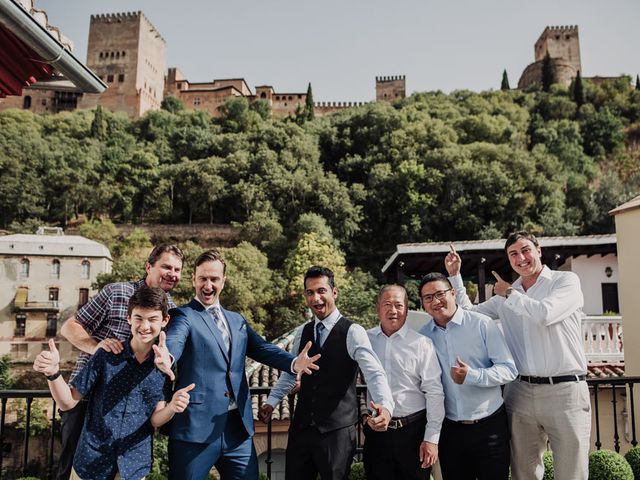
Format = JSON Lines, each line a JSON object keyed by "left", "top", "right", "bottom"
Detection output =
{"left": 421, "top": 288, "right": 453, "bottom": 303}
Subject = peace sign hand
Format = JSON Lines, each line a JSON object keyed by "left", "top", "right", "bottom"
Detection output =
{"left": 153, "top": 331, "right": 175, "bottom": 381}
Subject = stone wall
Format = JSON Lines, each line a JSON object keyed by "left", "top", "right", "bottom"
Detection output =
{"left": 376, "top": 75, "right": 406, "bottom": 102}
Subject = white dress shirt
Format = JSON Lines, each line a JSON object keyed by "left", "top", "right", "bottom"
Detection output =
{"left": 266, "top": 308, "right": 395, "bottom": 415}
{"left": 367, "top": 322, "right": 445, "bottom": 443}
{"left": 450, "top": 266, "right": 587, "bottom": 377}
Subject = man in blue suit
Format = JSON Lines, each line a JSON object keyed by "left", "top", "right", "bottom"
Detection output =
{"left": 156, "top": 250, "right": 320, "bottom": 480}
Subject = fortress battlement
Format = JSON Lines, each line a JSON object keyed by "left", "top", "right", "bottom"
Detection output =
{"left": 90, "top": 11, "right": 165, "bottom": 43}
{"left": 376, "top": 75, "right": 406, "bottom": 83}
{"left": 314, "top": 101, "right": 366, "bottom": 108}
{"left": 543, "top": 25, "right": 579, "bottom": 33}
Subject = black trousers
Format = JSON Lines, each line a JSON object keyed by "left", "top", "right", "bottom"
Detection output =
{"left": 57, "top": 400, "right": 88, "bottom": 480}
{"left": 285, "top": 425, "right": 356, "bottom": 480}
{"left": 363, "top": 417, "right": 431, "bottom": 480}
{"left": 439, "top": 405, "right": 510, "bottom": 480}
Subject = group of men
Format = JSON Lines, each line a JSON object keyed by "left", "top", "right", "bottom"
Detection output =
{"left": 53, "top": 229, "right": 590, "bottom": 480}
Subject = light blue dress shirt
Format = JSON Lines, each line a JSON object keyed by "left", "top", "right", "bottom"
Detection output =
{"left": 419, "top": 306, "right": 517, "bottom": 421}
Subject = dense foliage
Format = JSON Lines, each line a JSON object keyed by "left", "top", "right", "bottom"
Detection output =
{"left": 1, "top": 79, "right": 639, "bottom": 335}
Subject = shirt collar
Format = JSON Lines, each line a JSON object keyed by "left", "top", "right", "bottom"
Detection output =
{"left": 123, "top": 339, "right": 154, "bottom": 364}
{"left": 512, "top": 265, "right": 551, "bottom": 289}
{"left": 373, "top": 321, "right": 410, "bottom": 338}
{"left": 195, "top": 297, "right": 221, "bottom": 311}
{"left": 426, "top": 306, "right": 463, "bottom": 330}
{"left": 314, "top": 308, "right": 341, "bottom": 329}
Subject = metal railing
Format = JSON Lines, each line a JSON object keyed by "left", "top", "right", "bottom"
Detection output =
{"left": 2, "top": 379, "right": 639, "bottom": 479}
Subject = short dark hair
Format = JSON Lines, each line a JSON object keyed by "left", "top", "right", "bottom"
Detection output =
{"left": 304, "top": 266, "right": 335, "bottom": 289}
{"left": 193, "top": 249, "right": 226, "bottom": 274}
{"left": 128, "top": 285, "right": 169, "bottom": 317}
{"left": 147, "top": 244, "right": 184, "bottom": 266}
{"left": 504, "top": 231, "right": 539, "bottom": 252}
{"left": 418, "top": 272, "right": 452, "bottom": 296}
{"left": 377, "top": 284, "right": 408, "bottom": 305}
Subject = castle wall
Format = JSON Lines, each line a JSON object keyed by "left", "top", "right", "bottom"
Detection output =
{"left": 376, "top": 75, "right": 406, "bottom": 102}
{"left": 518, "top": 57, "right": 578, "bottom": 89}
{"left": 534, "top": 25, "right": 581, "bottom": 74}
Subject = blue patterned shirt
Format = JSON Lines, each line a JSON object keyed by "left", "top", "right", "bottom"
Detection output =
{"left": 70, "top": 342, "right": 170, "bottom": 480}
{"left": 71, "top": 278, "right": 176, "bottom": 380}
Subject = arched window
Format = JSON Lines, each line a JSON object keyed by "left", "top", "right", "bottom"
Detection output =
{"left": 20, "top": 258, "right": 30, "bottom": 277}
{"left": 260, "top": 92, "right": 266, "bottom": 98}
{"left": 81, "top": 260, "right": 90, "bottom": 279}
{"left": 23, "top": 96, "right": 31, "bottom": 109}
{"left": 52, "top": 259, "right": 60, "bottom": 278}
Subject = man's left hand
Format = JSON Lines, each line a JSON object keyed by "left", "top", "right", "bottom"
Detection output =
{"left": 450, "top": 356, "right": 469, "bottom": 384}
{"left": 367, "top": 401, "right": 391, "bottom": 431}
{"left": 491, "top": 271, "right": 512, "bottom": 297}
{"left": 292, "top": 341, "right": 321, "bottom": 375}
{"left": 419, "top": 441, "right": 438, "bottom": 468}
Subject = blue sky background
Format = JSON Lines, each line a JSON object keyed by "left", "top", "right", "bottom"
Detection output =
{"left": 38, "top": 0, "right": 640, "bottom": 102}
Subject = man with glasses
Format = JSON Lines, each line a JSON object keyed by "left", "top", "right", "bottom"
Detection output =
{"left": 446, "top": 231, "right": 590, "bottom": 480}
{"left": 419, "top": 272, "right": 517, "bottom": 480}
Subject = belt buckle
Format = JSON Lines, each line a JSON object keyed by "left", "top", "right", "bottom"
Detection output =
{"left": 388, "top": 419, "right": 402, "bottom": 429}
{"left": 460, "top": 419, "right": 476, "bottom": 425}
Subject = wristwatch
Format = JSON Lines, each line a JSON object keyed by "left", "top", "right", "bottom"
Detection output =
{"left": 46, "top": 371, "right": 61, "bottom": 381}
{"left": 505, "top": 287, "right": 514, "bottom": 298}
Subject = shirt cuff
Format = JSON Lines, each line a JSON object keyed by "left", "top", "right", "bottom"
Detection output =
{"left": 423, "top": 429, "right": 440, "bottom": 444}
{"left": 463, "top": 367, "right": 481, "bottom": 385}
{"left": 290, "top": 357, "right": 297, "bottom": 375}
{"left": 504, "top": 289, "right": 522, "bottom": 308}
{"left": 448, "top": 273, "right": 464, "bottom": 289}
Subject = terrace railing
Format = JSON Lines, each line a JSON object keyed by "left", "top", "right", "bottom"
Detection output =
{"left": 583, "top": 315, "right": 623, "bottom": 363}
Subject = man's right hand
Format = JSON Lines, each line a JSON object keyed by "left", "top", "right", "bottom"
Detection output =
{"left": 33, "top": 338, "right": 60, "bottom": 377}
{"left": 153, "top": 331, "right": 175, "bottom": 381}
{"left": 445, "top": 243, "right": 461, "bottom": 276}
{"left": 259, "top": 404, "right": 274, "bottom": 424}
{"left": 93, "top": 338, "right": 123, "bottom": 355}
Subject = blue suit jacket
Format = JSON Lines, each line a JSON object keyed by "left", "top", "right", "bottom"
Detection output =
{"left": 164, "top": 299, "right": 295, "bottom": 444}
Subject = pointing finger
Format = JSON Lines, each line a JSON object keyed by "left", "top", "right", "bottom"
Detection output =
{"left": 449, "top": 243, "right": 456, "bottom": 254}
{"left": 300, "top": 341, "right": 312, "bottom": 356}
{"left": 181, "top": 383, "right": 196, "bottom": 393}
{"left": 158, "top": 331, "right": 167, "bottom": 348}
{"left": 491, "top": 270, "right": 503, "bottom": 282}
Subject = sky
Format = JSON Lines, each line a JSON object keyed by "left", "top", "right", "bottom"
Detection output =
{"left": 37, "top": 0, "right": 640, "bottom": 103}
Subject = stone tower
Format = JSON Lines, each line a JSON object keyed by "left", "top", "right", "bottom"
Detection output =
{"left": 376, "top": 76, "right": 406, "bottom": 102}
{"left": 518, "top": 25, "right": 581, "bottom": 89}
{"left": 80, "top": 12, "right": 166, "bottom": 118}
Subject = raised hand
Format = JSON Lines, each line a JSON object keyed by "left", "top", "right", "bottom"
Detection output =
{"left": 259, "top": 404, "right": 274, "bottom": 424}
{"left": 34, "top": 338, "right": 60, "bottom": 376}
{"left": 367, "top": 400, "right": 391, "bottom": 431}
{"left": 94, "top": 338, "right": 123, "bottom": 355}
{"left": 168, "top": 383, "right": 195, "bottom": 413}
{"left": 445, "top": 243, "right": 461, "bottom": 276}
{"left": 153, "top": 331, "right": 175, "bottom": 381}
{"left": 491, "top": 271, "right": 512, "bottom": 297}
{"left": 450, "top": 356, "right": 469, "bottom": 384}
{"left": 293, "top": 341, "right": 321, "bottom": 376}
{"left": 420, "top": 441, "right": 438, "bottom": 468}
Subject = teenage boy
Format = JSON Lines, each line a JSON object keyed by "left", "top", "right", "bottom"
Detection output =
{"left": 34, "top": 286, "right": 193, "bottom": 480}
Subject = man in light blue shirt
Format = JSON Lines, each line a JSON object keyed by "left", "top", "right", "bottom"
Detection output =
{"left": 419, "top": 272, "right": 517, "bottom": 480}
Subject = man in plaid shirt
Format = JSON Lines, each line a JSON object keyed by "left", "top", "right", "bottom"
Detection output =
{"left": 57, "top": 244, "right": 184, "bottom": 480}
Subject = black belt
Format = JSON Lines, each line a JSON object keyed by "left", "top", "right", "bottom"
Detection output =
{"left": 445, "top": 404, "right": 506, "bottom": 425}
{"left": 388, "top": 409, "right": 426, "bottom": 430}
{"left": 518, "top": 374, "right": 586, "bottom": 385}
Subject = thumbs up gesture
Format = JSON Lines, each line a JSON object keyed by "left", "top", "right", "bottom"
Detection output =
{"left": 153, "top": 331, "right": 175, "bottom": 381}
{"left": 169, "top": 383, "right": 195, "bottom": 413}
{"left": 491, "top": 271, "right": 511, "bottom": 297}
{"left": 450, "top": 356, "right": 469, "bottom": 384}
{"left": 33, "top": 338, "right": 60, "bottom": 377}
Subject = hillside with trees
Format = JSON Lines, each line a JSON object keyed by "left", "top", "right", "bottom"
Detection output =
{"left": 1, "top": 78, "right": 639, "bottom": 337}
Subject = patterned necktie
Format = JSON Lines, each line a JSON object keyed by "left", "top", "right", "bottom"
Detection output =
{"left": 316, "top": 322, "right": 326, "bottom": 348}
{"left": 211, "top": 306, "right": 230, "bottom": 353}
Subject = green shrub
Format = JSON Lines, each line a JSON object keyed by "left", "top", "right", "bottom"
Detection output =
{"left": 624, "top": 447, "right": 640, "bottom": 480}
{"left": 589, "top": 449, "right": 633, "bottom": 480}
{"left": 543, "top": 450, "right": 554, "bottom": 480}
{"left": 349, "top": 462, "right": 366, "bottom": 480}
{"left": 145, "top": 473, "right": 167, "bottom": 480}
{"left": 16, "top": 477, "right": 41, "bottom": 480}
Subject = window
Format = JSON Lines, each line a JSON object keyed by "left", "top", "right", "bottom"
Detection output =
{"left": 41, "top": 99, "right": 47, "bottom": 106}
{"left": 46, "top": 314, "right": 57, "bottom": 337}
{"left": 118, "top": 74, "right": 125, "bottom": 82}
{"left": 51, "top": 259, "right": 60, "bottom": 278}
{"left": 107, "top": 74, "right": 114, "bottom": 83}
{"left": 20, "top": 258, "right": 29, "bottom": 278}
{"left": 78, "top": 288, "right": 89, "bottom": 307}
{"left": 260, "top": 92, "right": 266, "bottom": 99}
{"left": 81, "top": 260, "right": 91, "bottom": 279}
{"left": 49, "top": 288, "right": 59, "bottom": 302}
{"left": 15, "top": 314, "right": 26, "bottom": 337}
{"left": 10, "top": 343, "right": 27, "bottom": 359}
{"left": 23, "top": 96, "right": 31, "bottom": 109}
{"left": 194, "top": 98, "right": 201, "bottom": 106}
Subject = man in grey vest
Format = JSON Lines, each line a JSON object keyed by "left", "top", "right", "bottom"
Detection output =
{"left": 260, "top": 266, "right": 394, "bottom": 480}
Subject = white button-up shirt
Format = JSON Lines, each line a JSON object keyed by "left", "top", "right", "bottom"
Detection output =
{"left": 451, "top": 266, "right": 587, "bottom": 377}
{"left": 266, "top": 308, "right": 395, "bottom": 415}
{"left": 368, "top": 322, "right": 445, "bottom": 443}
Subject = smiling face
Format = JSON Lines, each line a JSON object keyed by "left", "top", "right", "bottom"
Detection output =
{"left": 376, "top": 286, "right": 408, "bottom": 337}
{"left": 506, "top": 238, "right": 543, "bottom": 280}
{"left": 128, "top": 307, "right": 169, "bottom": 345}
{"left": 420, "top": 280, "right": 457, "bottom": 326}
{"left": 145, "top": 252, "right": 183, "bottom": 292}
{"left": 304, "top": 275, "right": 338, "bottom": 320}
{"left": 193, "top": 259, "right": 226, "bottom": 306}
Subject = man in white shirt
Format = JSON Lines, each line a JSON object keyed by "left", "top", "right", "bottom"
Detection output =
{"left": 363, "top": 284, "right": 444, "bottom": 480}
{"left": 446, "top": 231, "right": 590, "bottom": 480}
{"left": 259, "top": 266, "right": 394, "bottom": 480}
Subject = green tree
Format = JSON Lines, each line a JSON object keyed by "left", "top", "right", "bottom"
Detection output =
{"left": 160, "top": 95, "right": 185, "bottom": 113}
{"left": 542, "top": 52, "right": 554, "bottom": 92}
{"left": 90, "top": 105, "right": 106, "bottom": 140}
{"left": 249, "top": 99, "right": 271, "bottom": 120}
{"left": 16, "top": 398, "right": 50, "bottom": 436}
{"left": 0, "top": 355, "right": 15, "bottom": 389}
{"left": 636, "top": 74, "right": 640, "bottom": 90}
{"left": 501, "top": 69, "right": 510, "bottom": 90}
{"left": 304, "top": 82, "right": 315, "bottom": 121}
{"left": 572, "top": 70, "right": 585, "bottom": 107}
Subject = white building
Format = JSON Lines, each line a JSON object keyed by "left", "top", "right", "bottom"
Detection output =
{"left": 0, "top": 227, "right": 112, "bottom": 363}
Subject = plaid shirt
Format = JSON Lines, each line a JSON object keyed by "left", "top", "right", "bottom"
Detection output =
{"left": 70, "top": 278, "right": 176, "bottom": 380}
